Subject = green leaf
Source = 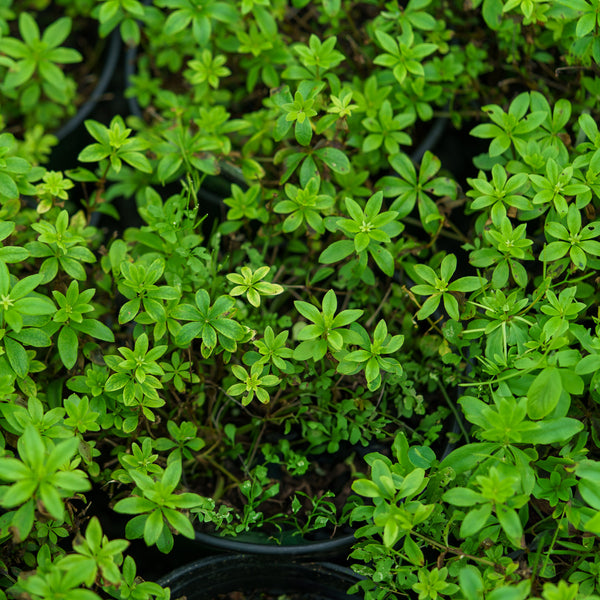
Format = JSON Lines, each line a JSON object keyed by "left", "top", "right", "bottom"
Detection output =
{"left": 295, "top": 118, "right": 312, "bottom": 146}
{"left": 84, "top": 119, "right": 110, "bottom": 144}
{"left": 442, "top": 487, "right": 483, "bottom": 506}
{"left": 403, "top": 535, "right": 424, "bottom": 566}
{"left": 163, "top": 508, "right": 195, "bottom": 539}
{"left": 526, "top": 418, "right": 583, "bottom": 444}
{"left": 42, "top": 17, "right": 72, "bottom": 48}
{"left": 144, "top": 509, "right": 164, "bottom": 546}
{"left": 458, "top": 565, "right": 484, "bottom": 600}
{"left": 5, "top": 336, "right": 28, "bottom": 378}
{"left": 527, "top": 367, "right": 562, "bottom": 420}
{"left": 114, "top": 496, "right": 156, "bottom": 515}
{"left": 0, "top": 246, "right": 29, "bottom": 263}
{"left": 439, "top": 443, "right": 498, "bottom": 474}
{"left": 11, "top": 273, "right": 42, "bottom": 299}
{"left": 497, "top": 506, "right": 523, "bottom": 544}
{"left": 370, "top": 246, "right": 395, "bottom": 276}
{"left": 121, "top": 152, "right": 152, "bottom": 173}
{"left": 351, "top": 479, "right": 381, "bottom": 498}
{"left": 78, "top": 144, "right": 110, "bottom": 162}
{"left": 416, "top": 295, "right": 441, "bottom": 320}
{"left": 19, "top": 12, "right": 40, "bottom": 45}
{"left": 162, "top": 461, "right": 182, "bottom": 495}
{"left": 75, "top": 319, "right": 115, "bottom": 342}
{"left": 315, "top": 147, "right": 350, "bottom": 173}
{"left": 19, "top": 425, "right": 45, "bottom": 467}
{"left": 58, "top": 325, "right": 79, "bottom": 370}
{"left": 0, "top": 173, "right": 19, "bottom": 199}
{"left": 460, "top": 503, "right": 492, "bottom": 538}
{"left": 319, "top": 239, "right": 355, "bottom": 264}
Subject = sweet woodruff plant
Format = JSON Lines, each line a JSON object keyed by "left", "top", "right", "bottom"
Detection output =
{"left": 1, "top": 1, "right": 600, "bottom": 600}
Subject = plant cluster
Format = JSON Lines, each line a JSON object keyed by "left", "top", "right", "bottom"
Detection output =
{"left": 1, "top": 0, "right": 600, "bottom": 599}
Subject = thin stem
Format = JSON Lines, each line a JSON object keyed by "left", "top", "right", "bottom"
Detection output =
{"left": 412, "top": 531, "right": 504, "bottom": 571}
{"left": 537, "top": 504, "right": 567, "bottom": 583}
{"left": 201, "top": 453, "right": 241, "bottom": 486}
{"left": 365, "top": 284, "right": 393, "bottom": 329}
{"left": 435, "top": 378, "right": 470, "bottom": 444}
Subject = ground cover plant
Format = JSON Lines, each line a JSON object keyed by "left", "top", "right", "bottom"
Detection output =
{"left": 1, "top": 0, "right": 600, "bottom": 599}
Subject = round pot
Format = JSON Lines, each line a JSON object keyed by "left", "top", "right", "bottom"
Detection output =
{"left": 54, "top": 29, "right": 122, "bottom": 142}
{"left": 47, "top": 29, "right": 122, "bottom": 171}
{"left": 193, "top": 529, "right": 356, "bottom": 558}
{"left": 158, "top": 554, "right": 362, "bottom": 600}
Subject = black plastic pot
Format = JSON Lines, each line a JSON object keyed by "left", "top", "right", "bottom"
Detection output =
{"left": 193, "top": 529, "right": 356, "bottom": 558}
{"left": 158, "top": 554, "right": 362, "bottom": 600}
{"left": 47, "top": 29, "right": 122, "bottom": 171}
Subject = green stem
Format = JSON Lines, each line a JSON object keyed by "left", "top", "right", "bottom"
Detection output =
{"left": 201, "top": 453, "right": 241, "bottom": 486}
{"left": 435, "top": 379, "right": 470, "bottom": 444}
{"left": 411, "top": 531, "right": 503, "bottom": 570}
{"left": 536, "top": 504, "right": 567, "bottom": 584}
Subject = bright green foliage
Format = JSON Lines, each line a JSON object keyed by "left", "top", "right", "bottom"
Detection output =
{"left": 52, "top": 281, "right": 115, "bottom": 369}
{"left": 2, "top": 0, "right": 600, "bottom": 595}
{"left": 529, "top": 158, "right": 588, "bottom": 216}
{"left": 274, "top": 81, "right": 324, "bottom": 146}
{"left": 469, "top": 217, "right": 534, "bottom": 288}
{"left": 412, "top": 254, "right": 483, "bottom": 320}
{"left": 373, "top": 28, "right": 438, "bottom": 85}
{"left": 78, "top": 117, "right": 152, "bottom": 175}
{"left": 186, "top": 49, "right": 231, "bottom": 89}
{"left": 465, "top": 289, "right": 533, "bottom": 362}
{"left": 326, "top": 90, "right": 358, "bottom": 119}
{"left": 104, "top": 333, "right": 167, "bottom": 427}
{"left": 291, "top": 34, "right": 344, "bottom": 80}
{"left": 224, "top": 184, "right": 269, "bottom": 224}
{"left": 0, "top": 426, "right": 90, "bottom": 533}
{"left": 443, "top": 464, "right": 526, "bottom": 546}
{"left": 156, "top": 0, "right": 239, "bottom": 46}
{"left": 160, "top": 351, "right": 200, "bottom": 393}
{"left": 0, "top": 135, "right": 36, "bottom": 204}
{"left": 57, "top": 517, "right": 129, "bottom": 587}
{"left": 338, "top": 320, "right": 404, "bottom": 391}
{"left": 362, "top": 100, "right": 414, "bottom": 155}
{"left": 226, "top": 265, "right": 283, "bottom": 307}
{"left": 379, "top": 151, "right": 452, "bottom": 234}
{"left": 116, "top": 257, "right": 181, "bottom": 326}
{"left": 412, "top": 567, "right": 459, "bottom": 600}
{"left": 113, "top": 460, "right": 203, "bottom": 553}
{"left": 351, "top": 433, "right": 435, "bottom": 549}
{"left": 534, "top": 469, "right": 576, "bottom": 507}
{"left": 252, "top": 326, "right": 294, "bottom": 373}
{"left": 0, "top": 395, "right": 69, "bottom": 440}
{"left": 227, "top": 362, "right": 280, "bottom": 405}
{"left": 539, "top": 204, "right": 600, "bottom": 270}
{"left": 28, "top": 210, "right": 96, "bottom": 282}
{"left": 36, "top": 171, "right": 75, "bottom": 214}
{"left": 0, "top": 14, "right": 81, "bottom": 127}
{"left": 109, "top": 555, "right": 167, "bottom": 600}
{"left": 64, "top": 394, "right": 101, "bottom": 435}
{"left": 293, "top": 289, "right": 363, "bottom": 361}
{"left": 0, "top": 263, "right": 54, "bottom": 378}
{"left": 9, "top": 545, "right": 101, "bottom": 600}
{"left": 467, "top": 163, "right": 531, "bottom": 223}
{"left": 320, "top": 192, "right": 403, "bottom": 278}
{"left": 274, "top": 177, "right": 334, "bottom": 234}
{"left": 171, "top": 289, "right": 245, "bottom": 357}
{"left": 471, "top": 92, "right": 547, "bottom": 157}
{"left": 150, "top": 117, "right": 222, "bottom": 184}
{"left": 153, "top": 420, "right": 205, "bottom": 461}
{"left": 94, "top": 0, "right": 146, "bottom": 44}
{"left": 0, "top": 221, "right": 29, "bottom": 265}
